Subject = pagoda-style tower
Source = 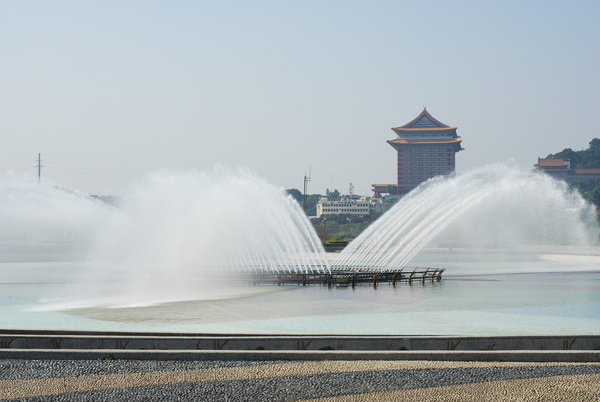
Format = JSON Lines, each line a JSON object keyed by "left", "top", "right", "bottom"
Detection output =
{"left": 388, "top": 108, "right": 463, "bottom": 195}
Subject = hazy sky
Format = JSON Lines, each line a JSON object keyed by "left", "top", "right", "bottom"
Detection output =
{"left": 1, "top": 1, "right": 598, "bottom": 196}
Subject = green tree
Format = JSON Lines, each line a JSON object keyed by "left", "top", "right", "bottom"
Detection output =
{"left": 327, "top": 189, "right": 341, "bottom": 201}
{"left": 327, "top": 233, "right": 347, "bottom": 243}
{"left": 546, "top": 138, "right": 600, "bottom": 208}
{"left": 547, "top": 138, "right": 600, "bottom": 169}
{"left": 579, "top": 138, "right": 600, "bottom": 168}
{"left": 305, "top": 194, "right": 322, "bottom": 216}
{"left": 311, "top": 212, "right": 384, "bottom": 241}
{"left": 285, "top": 188, "right": 303, "bottom": 204}
{"left": 570, "top": 180, "right": 596, "bottom": 201}
{"left": 547, "top": 148, "right": 580, "bottom": 166}
{"left": 385, "top": 185, "right": 397, "bottom": 195}
{"left": 590, "top": 187, "right": 600, "bottom": 207}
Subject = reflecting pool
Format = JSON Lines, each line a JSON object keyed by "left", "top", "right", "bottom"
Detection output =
{"left": 2, "top": 252, "right": 599, "bottom": 335}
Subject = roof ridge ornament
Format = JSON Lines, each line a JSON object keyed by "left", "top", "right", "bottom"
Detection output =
{"left": 394, "top": 109, "right": 451, "bottom": 130}
{"left": 411, "top": 114, "right": 438, "bottom": 128}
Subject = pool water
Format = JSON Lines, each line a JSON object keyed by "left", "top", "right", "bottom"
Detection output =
{"left": 1, "top": 255, "right": 599, "bottom": 335}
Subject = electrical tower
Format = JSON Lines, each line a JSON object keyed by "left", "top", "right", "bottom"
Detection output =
{"left": 36, "top": 153, "right": 42, "bottom": 182}
{"left": 303, "top": 169, "right": 311, "bottom": 212}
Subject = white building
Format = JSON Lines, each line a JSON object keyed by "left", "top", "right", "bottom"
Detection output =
{"left": 316, "top": 197, "right": 381, "bottom": 218}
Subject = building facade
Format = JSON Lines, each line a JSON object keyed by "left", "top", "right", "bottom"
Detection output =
{"left": 535, "top": 158, "right": 600, "bottom": 183}
{"left": 316, "top": 197, "right": 381, "bottom": 218}
{"left": 371, "top": 183, "right": 398, "bottom": 198}
{"left": 387, "top": 108, "right": 463, "bottom": 196}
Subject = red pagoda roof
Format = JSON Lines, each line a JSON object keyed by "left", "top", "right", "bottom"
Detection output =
{"left": 537, "top": 158, "right": 569, "bottom": 167}
{"left": 388, "top": 108, "right": 462, "bottom": 152}
{"left": 392, "top": 108, "right": 458, "bottom": 138}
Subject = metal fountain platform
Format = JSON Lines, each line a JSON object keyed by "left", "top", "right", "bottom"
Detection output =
{"left": 224, "top": 266, "right": 445, "bottom": 288}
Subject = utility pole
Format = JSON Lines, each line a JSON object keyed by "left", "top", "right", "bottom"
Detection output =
{"left": 36, "top": 153, "right": 42, "bottom": 183}
{"left": 303, "top": 168, "right": 311, "bottom": 213}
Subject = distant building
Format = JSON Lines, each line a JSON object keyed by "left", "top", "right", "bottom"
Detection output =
{"left": 316, "top": 197, "right": 381, "bottom": 218}
{"left": 386, "top": 108, "right": 464, "bottom": 196}
{"left": 535, "top": 157, "right": 600, "bottom": 183}
{"left": 371, "top": 184, "right": 398, "bottom": 198}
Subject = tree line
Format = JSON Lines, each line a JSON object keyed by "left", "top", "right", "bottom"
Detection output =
{"left": 547, "top": 138, "right": 600, "bottom": 205}
{"left": 285, "top": 188, "right": 398, "bottom": 242}
{"left": 285, "top": 188, "right": 344, "bottom": 217}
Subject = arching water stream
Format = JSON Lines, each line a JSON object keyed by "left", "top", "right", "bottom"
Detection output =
{"left": 332, "top": 163, "right": 599, "bottom": 270}
{"left": 0, "top": 164, "right": 599, "bottom": 334}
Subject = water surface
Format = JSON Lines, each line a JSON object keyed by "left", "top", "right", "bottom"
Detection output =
{"left": 1, "top": 257, "right": 598, "bottom": 335}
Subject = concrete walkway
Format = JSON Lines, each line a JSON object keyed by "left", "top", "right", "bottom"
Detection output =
{"left": 1, "top": 359, "right": 599, "bottom": 401}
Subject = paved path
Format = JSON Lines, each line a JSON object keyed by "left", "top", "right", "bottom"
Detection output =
{"left": 1, "top": 359, "right": 600, "bottom": 401}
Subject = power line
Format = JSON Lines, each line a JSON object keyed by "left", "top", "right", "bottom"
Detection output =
{"left": 11, "top": 166, "right": 36, "bottom": 172}
{"left": 0, "top": 161, "right": 36, "bottom": 170}
{"left": 43, "top": 154, "right": 142, "bottom": 174}
{"left": 43, "top": 160, "right": 138, "bottom": 179}
{"left": 43, "top": 166, "right": 133, "bottom": 181}
{"left": 0, "top": 155, "right": 34, "bottom": 164}
{"left": 0, "top": 154, "right": 140, "bottom": 182}
{"left": 0, "top": 155, "right": 38, "bottom": 170}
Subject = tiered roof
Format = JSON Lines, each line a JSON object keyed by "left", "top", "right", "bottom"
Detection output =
{"left": 393, "top": 108, "right": 452, "bottom": 131}
{"left": 388, "top": 108, "right": 462, "bottom": 150}
{"left": 535, "top": 158, "right": 600, "bottom": 180}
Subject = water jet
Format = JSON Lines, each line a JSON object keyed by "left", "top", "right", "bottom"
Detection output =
{"left": 332, "top": 163, "right": 599, "bottom": 272}
{"left": 0, "top": 164, "right": 598, "bottom": 335}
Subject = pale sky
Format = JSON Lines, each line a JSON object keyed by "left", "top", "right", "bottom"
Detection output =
{"left": 1, "top": 1, "right": 598, "bottom": 196}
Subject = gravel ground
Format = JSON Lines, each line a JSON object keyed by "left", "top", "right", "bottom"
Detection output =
{"left": 0, "top": 359, "right": 283, "bottom": 381}
{"left": 1, "top": 360, "right": 599, "bottom": 401}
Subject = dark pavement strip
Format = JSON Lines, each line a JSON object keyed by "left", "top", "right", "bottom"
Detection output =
{"left": 300, "top": 374, "right": 600, "bottom": 401}
{"left": 1, "top": 360, "right": 599, "bottom": 400}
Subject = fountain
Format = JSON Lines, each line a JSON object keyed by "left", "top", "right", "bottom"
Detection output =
{"left": 0, "top": 168, "right": 328, "bottom": 308}
{"left": 0, "top": 163, "right": 599, "bottom": 334}
{"left": 0, "top": 173, "right": 113, "bottom": 262}
{"left": 88, "top": 168, "right": 326, "bottom": 272}
{"left": 73, "top": 168, "right": 328, "bottom": 307}
{"left": 332, "top": 163, "right": 599, "bottom": 271}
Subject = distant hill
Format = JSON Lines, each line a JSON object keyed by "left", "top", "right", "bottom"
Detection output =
{"left": 547, "top": 138, "right": 600, "bottom": 168}
{"left": 546, "top": 138, "right": 600, "bottom": 206}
